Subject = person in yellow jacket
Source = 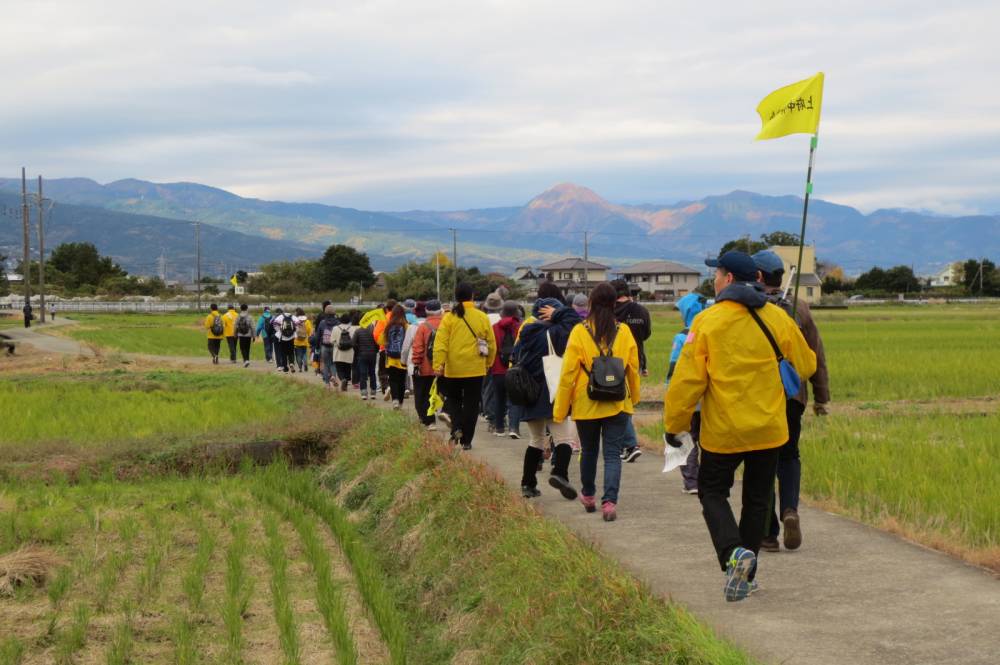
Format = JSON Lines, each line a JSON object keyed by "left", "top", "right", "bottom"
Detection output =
{"left": 553, "top": 282, "right": 640, "bottom": 523}
{"left": 203, "top": 303, "right": 225, "bottom": 365}
{"left": 432, "top": 282, "right": 497, "bottom": 449}
{"left": 377, "top": 304, "right": 409, "bottom": 409}
{"left": 291, "top": 307, "right": 313, "bottom": 373}
{"left": 221, "top": 304, "right": 239, "bottom": 364}
{"left": 664, "top": 251, "right": 817, "bottom": 602}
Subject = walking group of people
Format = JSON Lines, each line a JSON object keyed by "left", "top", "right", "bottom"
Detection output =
{"left": 201, "top": 249, "right": 829, "bottom": 602}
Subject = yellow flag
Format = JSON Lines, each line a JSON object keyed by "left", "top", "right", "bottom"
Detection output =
{"left": 755, "top": 72, "right": 824, "bottom": 140}
{"left": 230, "top": 274, "right": 238, "bottom": 286}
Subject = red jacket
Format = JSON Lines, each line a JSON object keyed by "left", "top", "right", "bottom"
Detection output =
{"left": 491, "top": 316, "right": 522, "bottom": 375}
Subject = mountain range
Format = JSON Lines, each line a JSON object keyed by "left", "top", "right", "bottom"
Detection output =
{"left": 1, "top": 178, "right": 997, "bottom": 278}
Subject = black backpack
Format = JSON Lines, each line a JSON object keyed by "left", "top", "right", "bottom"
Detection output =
{"left": 337, "top": 326, "right": 354, "bottom": 351}
{"left": 280, "top": 316, "right": 295, "bottom": 337}
{"left": 210, "top": 314, "right": 224, "bottom": 336}
{"left": 236, "top": 314, "right": 252, "bottom": 336}
{"left": 499, "top": 328, "right": 515, "bottom": 367}
{"left": 584, "top": 324, "right": 627, "bottom": 402}
{"left": 505, "top": 365, "right": 541, "bottom": 406}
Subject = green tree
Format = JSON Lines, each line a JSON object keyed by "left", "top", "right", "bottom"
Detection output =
{"left": 854, "top": 267, "right": 888, "bottom": 292}
{"left": 247, "top": 260, "right": 322, "bottom": 295}
{"left": 318, "top": 244, "right": 375, "bottom": 291}
{"left": 962, "top": 258, "right": 998, "bottom": 295}
{"left": 854, "top": 265, "right": 921, "bottom": 294}
{"left": 48, "top": 242, "right": 126, "bottom": 290}
{"left": 760, "top": 231, "right": 801, "bottom": 246}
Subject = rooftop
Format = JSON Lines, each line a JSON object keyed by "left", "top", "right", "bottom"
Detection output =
{"left": 538, "top": 258, "right": 610, "bottom": 271}
{"left": 619, "top": 260, "right": 700, "bottom": 275}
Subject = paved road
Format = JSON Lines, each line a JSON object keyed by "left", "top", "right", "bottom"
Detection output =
{"left": 12, "top": 321, "right": 1000, "bottom": 664}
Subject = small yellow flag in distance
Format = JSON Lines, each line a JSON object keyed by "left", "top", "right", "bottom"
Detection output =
{"left": 230, "top": 274, "right": 238, "bottom": 286}
{"left": 755, "top": 72, "right": 824, "bottom": 140}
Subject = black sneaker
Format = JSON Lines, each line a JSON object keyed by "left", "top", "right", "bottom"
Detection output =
{"left": 623, "top": 447, "right": 642, "bottom": 463}
{"left": 521, "top": 486, "right": 541, "bottom": 498}
{"left": 548, "top": 475, "right": 578, "bottom": 501}
{"left": 461, "top": 443, "right": 472, "bottom": 451}
{"left": 450, "top": 429, "right": 463, "bottom": 446}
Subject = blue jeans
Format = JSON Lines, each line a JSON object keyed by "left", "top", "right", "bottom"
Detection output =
{"left": 262, "top": 336, "right": 274, "bottom": 362}
{"left": 321, "top": 347, "right": 335, "bottom": 385}
{"left": 575, "top": 412, "right": 629, "bottom": 505}
{"left": 356, "top": 355, "right": 377, "bottom": 392}
{"left": 508, "top": 402, "right": 522, "bottom": 435}
{"left": 769, "top": 400, "right": 805, "bottom": 537}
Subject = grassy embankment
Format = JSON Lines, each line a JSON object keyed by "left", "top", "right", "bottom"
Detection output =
{"left": 0, "top": 368, "right": 756, "bottom": 665}
{"left": 641, "top": 304, "right": 1000, "bottom": 569}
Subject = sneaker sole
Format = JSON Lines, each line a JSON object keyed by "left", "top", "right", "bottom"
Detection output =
{"left": 624, "top": 449, "right": 643, "bottom": 463}
{"left": 547, "top": 475, "right": 578, "bottom": 501}
{"left": 783, "top": 512, "right": 802, "bottom": 550}
{"left": 724, "top": 550, "right": 756, "bottom": 602}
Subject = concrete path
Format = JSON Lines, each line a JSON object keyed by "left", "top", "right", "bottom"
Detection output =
{"left": 12, "top": 321, "right": 1000, "bottom": 664}
{"left": 1, "top": 318, "right": 94, "bottom": 357}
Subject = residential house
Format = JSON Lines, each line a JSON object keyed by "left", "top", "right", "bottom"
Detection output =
{"left": 768, "top": 245, "right": 822, "bottom": 304}
{"left": 510, "top": 266, "right": 543, "bottom": 297}
{"left": 617, "top": 260, "right": 701, "bottom": 301}
{"left": 929, "top": 263, "right": 961, "bottom": 288}
{"left": 537, "top": 258, "right": 609, "bottom": 297}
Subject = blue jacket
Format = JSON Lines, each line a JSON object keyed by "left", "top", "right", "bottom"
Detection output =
{"left": 667, "top": 293, "right": 708, "bottom": 380}
{"left": 256, "top": 313, "right": 274, "bottom": 340}
{"left": 511, "top": 305, "right": 582, "bottom": 422}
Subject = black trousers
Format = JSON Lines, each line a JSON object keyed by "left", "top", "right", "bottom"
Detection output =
{"left": 699, "top": 446, "right": 780, "bottom": 574}
{"left": 207, "top": 338, "right": 222, "bottom": 358}
{"left": 335, "top": 361, "right": 352, "bottom": 383}
{"left": 387, "top": 366, "right": 407, "bottom": 404}
{"left": 276, "top": 339, "right": 294, "bottom": 371}
{"left": 238, "top": 337, "right": 252, "bottom": 362}
{"left": 225, "top": 336, "right": 237, "bottom": 361}
{"left": 441, "top": 376, "right": 483, "bottom": 446}
{"left": 377, "top": 351, "right": 389, "bottom": 393}
{"left": 412, "top": 374, "right": 436, "bottom": 426}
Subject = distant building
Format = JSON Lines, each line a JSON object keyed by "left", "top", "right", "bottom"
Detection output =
{"left": 930, "top": 263, "right": 961, "bottom": 288}
{"left": 537, "top": 258, "right": 609, "bottom": 296}
{"left": 768, "top": 245, "right": 822, "bottom": 304}
{"left": 617, "top": 260, "right": 701, "bottom": 301}
{"left": 510, "top": 266, "right": 543, "bottom": 297}
{"left": 373, "top": 272, "right": 388, "bottom": 290}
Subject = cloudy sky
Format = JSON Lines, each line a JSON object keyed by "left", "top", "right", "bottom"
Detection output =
{"left": 2, "top": 1, "right": 998, "bottom": 214}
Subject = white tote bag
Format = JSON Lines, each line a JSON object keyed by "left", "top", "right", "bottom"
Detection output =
{"left": 542, "top": 330, "right": 563, "bottom": 403}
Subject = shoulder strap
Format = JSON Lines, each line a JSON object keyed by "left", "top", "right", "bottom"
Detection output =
{"left": 546, "top": 329, "right": 556, "bottom": 356}
{"left": 746, "top": 306, "right": 784, "bottom": 361}
{"left": 460, "top": 315, "right": 481, "bottom": 340}
{"left": 583, "top": 323, "right": 618, "bottom": 357}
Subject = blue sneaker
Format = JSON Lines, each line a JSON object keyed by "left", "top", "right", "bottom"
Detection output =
{"left": 723, "top": 547, "right": 757, "bottom": 602}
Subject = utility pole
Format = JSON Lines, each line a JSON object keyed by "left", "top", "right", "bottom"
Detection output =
{"left": 435, "top": 248, "right": 441, "bottom": 302}
{"left": 451, "top": 229, "right": 458, "bottom": 296}
{"left": 36, "top": 176, "right": 47, "bottom": 323}
{"left": 195, "top": 222, "right": 202, "bottom": 312}
{"left": 583, "top": 231, "right": 590, "bottom": 295}
{"left": 20, "top": 168, "right": 31, "bottom": 306}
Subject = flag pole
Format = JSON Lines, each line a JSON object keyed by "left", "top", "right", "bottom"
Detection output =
{"left": 791, "top": 133, "right": 818, "bottom": 317}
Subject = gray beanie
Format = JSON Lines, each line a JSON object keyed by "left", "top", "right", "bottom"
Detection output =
{"left": 572, "top": 293, "right": 588, "bottom": 308}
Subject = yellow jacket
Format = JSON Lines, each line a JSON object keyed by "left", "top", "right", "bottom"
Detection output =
{"left": 553, "top": 323, "right": 640, "bottom": 422}
{"left": 378, "top": 322, "right": 409, "bottom": 370}
{"left": 204, "top": 312, "right": 225, "bottom": 340}
{"left": 222, "top": 309, "right": 239, "bottom": 337}
{"left": 293, "top": 318, "right": 313, "bottom": 347}
{"left": 664, "top": 299, "right": 817, "bottom": 454}
{"left": 432, "top": 304, "right": 497, "bottom": 378}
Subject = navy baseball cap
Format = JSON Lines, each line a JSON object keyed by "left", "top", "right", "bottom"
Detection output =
{"left": 751, "top": 250, "right": 786, "bottom": 276}
{"left": 705, "top": 251, "right": 759, "bottom": 282}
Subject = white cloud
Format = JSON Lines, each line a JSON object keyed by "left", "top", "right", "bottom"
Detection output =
{"left": 0, "top": 0, "right": 997, "bottom": 213}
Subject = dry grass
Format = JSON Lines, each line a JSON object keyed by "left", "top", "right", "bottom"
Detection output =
{"left": 0, "top": 546, "right": 62, "bottom": 597}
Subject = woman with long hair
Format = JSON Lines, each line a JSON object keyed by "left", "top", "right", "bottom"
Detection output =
{"left": 378, "top": 304, "right": 409, "bottom": 409}
{"left": 432, "top": 282, "right": 497, "bottom": 449}
{"left": 553, "top": 282, "right": 640, "bottom": 521}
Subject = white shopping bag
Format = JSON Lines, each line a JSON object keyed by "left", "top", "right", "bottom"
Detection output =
{"left": 662, "top": 431, "right": 695, "bottom": 473}
{"left": 542, "top": 330, "right": 562, "bottom": 403}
